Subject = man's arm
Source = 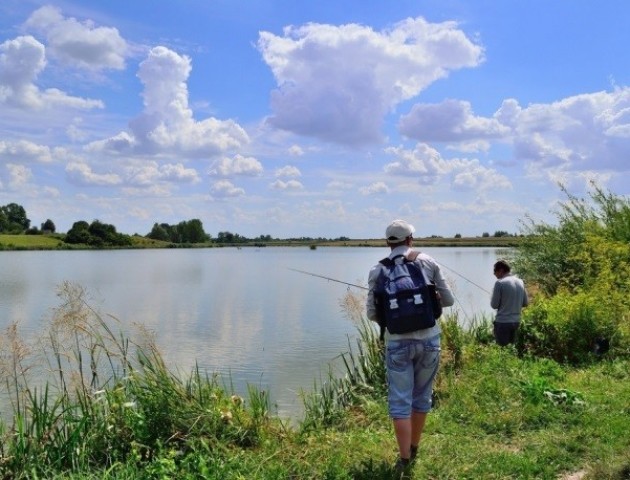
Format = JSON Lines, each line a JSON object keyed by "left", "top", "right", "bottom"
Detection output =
{"left": 490, "top": 281, "right": 501, "bottom": 309}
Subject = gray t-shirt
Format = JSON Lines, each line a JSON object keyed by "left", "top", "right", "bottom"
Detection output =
{"left": 490, "top": 274, "right": 528, "bottom": 323}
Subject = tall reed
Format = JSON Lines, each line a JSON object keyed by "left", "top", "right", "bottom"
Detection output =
{"left": 0, "top": 282, "right": 274, "bottom": 478}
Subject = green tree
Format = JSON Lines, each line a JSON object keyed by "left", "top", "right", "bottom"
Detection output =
{"left": 147, "top": 223, "right": 170, "bottom": 241}
{"left": 65, "top": 220, "right": 131, "bottom": 247}
{"left": 41, "top": 219, "right": 56, "bottom": 233}
{"left": 65, "top": 221, "right": 91, "bottom": 244}
{"left": 0, "top": 203, "right": 30, "bottom": 233}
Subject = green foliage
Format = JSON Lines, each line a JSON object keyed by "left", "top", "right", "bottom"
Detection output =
{"left": 513, "top": 184, "right": 630, "bottom": 296}
{"left": 510, "top": 184, "right": 630, "bottom": 364}
{"left": 147, "top": 219, "right": 210, "bottom": 243}
{"left": 65, "top": 220, "right": 132, "bottom": 247}
{"left": 0, "top": 202, "right": 31, "bottom": 233}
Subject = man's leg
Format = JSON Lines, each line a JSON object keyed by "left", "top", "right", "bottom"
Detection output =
{"left": 494, "top": 322, "right": 511, "bottom": 346}
{"left": 393, "top": 418, "right": 412, "bottom": 460}
{"left": 411, "top": 410, "right": 427, "bottom": 450}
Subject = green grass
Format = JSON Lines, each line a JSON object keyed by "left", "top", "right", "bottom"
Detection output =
{"left": 0, "top": 234, "right": 64, "bottom": 249}
{"left": 0, "top": 233, "right": 519, "bottom": 250}
{"left": 0, "top": 286, "right": 628, "bottom": 479}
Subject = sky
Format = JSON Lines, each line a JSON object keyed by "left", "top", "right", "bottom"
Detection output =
{"left": 0, "top": 0, "right": 628, "bottom": 239}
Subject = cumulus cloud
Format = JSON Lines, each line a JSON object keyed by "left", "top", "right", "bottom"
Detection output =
{"left": 88, "top": 46, "right": 249, "bottom": 158}
{"left": 124, "top": 161, "right": 200, "bottom": 186}
{"left": 274, "top": 165, "right": 301, "bottom": 177}
{"left": 360, "top": 181, "right": 389, "bottom": 195}
{"left": 208, "top": 154, "right": 263, "bottom": 176}
{"left": 210, "top": 179, "right": 245, "bottom": 198}
{"left": 385, "top": 143, "right": 511, "bottom": 191}
{"left": 0, "top": 35, "right": 103, "bottom": 109}
{"left": 399, "top": 99, "right": 509, "bottom": 142}
{"left": 24, "top": 5, "right": 128, "bottom": 70}
{"left": 0, "top": 140, "right": 53, "bottom": 163}
{"left": 505, "top": 88, "right": 630, "bottom": 171}
{"left": 270, "top": 179, "right": 304, "bottom": 190}
{"left": 400, "top": 88, "right": 630, "bottom": 175}
{"left": 66, "top": 161, "right": 122, "bottom": 186}
{"left": 258, "top": 17, "right": 483, "bottom": 145}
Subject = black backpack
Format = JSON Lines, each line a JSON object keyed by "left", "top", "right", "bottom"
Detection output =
{"left": 374, "top": 251, "right": 442, "bottom": 336}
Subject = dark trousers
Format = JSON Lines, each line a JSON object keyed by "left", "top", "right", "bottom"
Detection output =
{"left": 493, "top": 322, "right": 519, "bottom": 346}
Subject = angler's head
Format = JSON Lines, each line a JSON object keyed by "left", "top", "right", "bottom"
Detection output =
{"left": 385, "top": 219, "right": 415, "bottom": 248}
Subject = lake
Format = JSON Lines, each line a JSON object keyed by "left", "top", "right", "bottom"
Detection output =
{"left": 0, "top": 246, "right": 505, "bottom": 419}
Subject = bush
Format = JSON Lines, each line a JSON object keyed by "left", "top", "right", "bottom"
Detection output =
{"left": 509, "top": 184, "right": 630, "bottom": 364}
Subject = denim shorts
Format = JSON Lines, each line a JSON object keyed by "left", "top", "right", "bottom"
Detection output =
{"left": 386, "top": 335, "right": 441, "bottom": 418}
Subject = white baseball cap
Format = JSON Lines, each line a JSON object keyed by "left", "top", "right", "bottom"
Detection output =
{"left": 385, "top": 219, "right": 415, "bottom": 241}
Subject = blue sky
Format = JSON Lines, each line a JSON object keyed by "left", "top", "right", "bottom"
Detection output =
{"left": 1, "top": 0, "right": 628, "bottom": 239}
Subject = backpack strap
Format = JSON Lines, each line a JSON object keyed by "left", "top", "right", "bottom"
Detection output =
{"left": 379, "top": 251, "right": 420, "bottom": 267}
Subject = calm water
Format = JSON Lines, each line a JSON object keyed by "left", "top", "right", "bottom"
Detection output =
{"left": 0, "top": 246, "right": 504, "bottom": 418}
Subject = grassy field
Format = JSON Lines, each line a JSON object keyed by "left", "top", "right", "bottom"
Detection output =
{"left": 0, "top": 233, "right": 64, "bottom": 249}
{"left": 0, "top": 233, "right": 520, "bottom": 250}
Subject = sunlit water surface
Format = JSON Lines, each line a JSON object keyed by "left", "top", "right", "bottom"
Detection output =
{"left": 0, "top": 246, "right": 505, "bottom": 419}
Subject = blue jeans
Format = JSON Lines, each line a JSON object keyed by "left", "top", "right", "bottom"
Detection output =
{"left": 386, "top": 335, "right": 441, "bottom": 418}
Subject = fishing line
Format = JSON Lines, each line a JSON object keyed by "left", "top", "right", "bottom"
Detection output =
{"left": 433, "top": 260, "right": 492, "bottom": 295}
{"left": 287, "top": 268, "right": 368, "bottom": 291}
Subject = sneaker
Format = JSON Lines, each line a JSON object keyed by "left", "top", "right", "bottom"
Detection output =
{"left": 394, "top": 457, "right": 410, "bottom": 473}
{"left": 410, "top": 445, "right": 418, "bottom": 461}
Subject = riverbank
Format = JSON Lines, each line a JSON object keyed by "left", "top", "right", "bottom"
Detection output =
{"left": 0, "top": 233, "right": 520, "bottom": 250}
{"left": 0, "top": 295, "right": 628, "bottom": 479}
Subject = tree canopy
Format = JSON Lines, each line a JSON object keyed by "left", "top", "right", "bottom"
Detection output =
{"left": 0, "top": 203, "right": 31, "bottom": 233}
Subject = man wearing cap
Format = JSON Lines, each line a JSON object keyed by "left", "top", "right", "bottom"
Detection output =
{"left": 366, "top": 219, "right": 454, "bottom": 470}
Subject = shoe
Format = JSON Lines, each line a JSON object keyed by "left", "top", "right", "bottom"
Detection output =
{"left": 410, "top": 445, "right": 418, "bottom": 461}
{"left": 394, "top": 457, "right": 410, "bottom": 473}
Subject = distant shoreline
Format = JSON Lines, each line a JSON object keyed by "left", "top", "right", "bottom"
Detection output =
{"left": 0, "top": 233, "right": 520, "bottom": 251}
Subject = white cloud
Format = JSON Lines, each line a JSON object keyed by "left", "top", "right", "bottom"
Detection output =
{"left": 89, "top": 46, "right": 249, "bottom": 158}
{"left": 360, "top": 181, "right": 389, "bottom": 195}
{"left": 210, "top": 179, "right": 245, "bottom": 198}
{"left": 66, "top": 161, "right": 122, "bottom": 186}
{"left": 508, "top": 88, "right": 630, "bottom": 172}
{"left": 0, "top": 140, "right": 53, "bottom": 163}
{"left": 258, "top": 17, "right": 483, "bottom": 145}
{"left": 384, "top": 143, "right": 451, "bottom": 182}
{"left": 384, "top": 143, "right": 511, "bottom": 191}
{"left": 274, "top": 165, "right": 301, "bottom": 177}
{"left": 0, "top": 35, "right": 104, "bottom": 109}
{"left": 399, "top": 99, "right": 509, "bottom": 142}
{"left": 288, "top": 145, "right": 304, "bottom": 156}
{"left": 24, "top": 5, "right": 128, "bottom": 70}
{"left": 451, "top": 160, "right": 512, "bottom": 192}
{"left": 270, "top": 179, "right": 304, "bottom": 190}
{"left": 6, "top": 163, "right": 33, "bottom": 188}
{"left": 208, "top": 154, "right": 263, "bottom": 176}
{"left": 124, "top": 161, "right": 200, "bottom": 186}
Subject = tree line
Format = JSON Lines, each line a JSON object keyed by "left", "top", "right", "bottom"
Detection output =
{"left": 1, "top": 202, "right": 518, "bottom": 247}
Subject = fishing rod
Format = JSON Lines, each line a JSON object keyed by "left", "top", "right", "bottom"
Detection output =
{"left": 288, "top": 262, "right": 489, "bottom": 322}
{"left": 433, "top": 260, "right": 492, "bottom": 295}
{"left": 289, "top": 262, "right": 491, "bottom": 296}
{"left": 287, "top": 268, "right": 368, "bottom": 291}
